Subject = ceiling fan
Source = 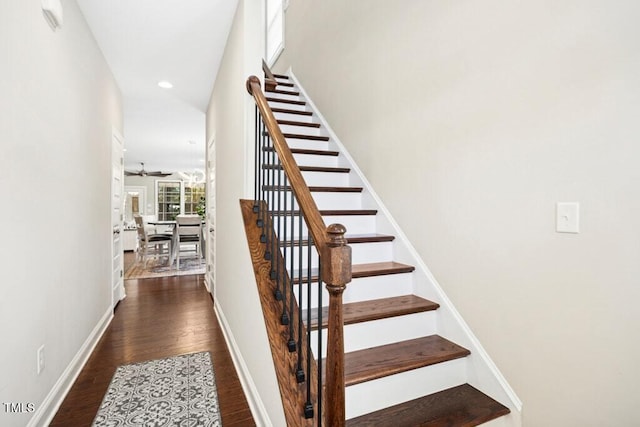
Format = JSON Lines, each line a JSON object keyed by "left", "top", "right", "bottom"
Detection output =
{"left": 124, "top": 162, "right": 172, "bottom": 177}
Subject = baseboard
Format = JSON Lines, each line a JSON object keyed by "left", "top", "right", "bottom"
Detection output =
{"left": 214, "top": 302, "right": 272, "bottom": 427}
{"left": 28, "top": 307, "right": 113, "bottom": 427}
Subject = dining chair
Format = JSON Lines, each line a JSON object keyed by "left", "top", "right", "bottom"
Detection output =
{"left": 175, "top": 214, "right": 203, "bottom": 270}
{"left": 134, "top": 215, "right": 172, "bottom": 267}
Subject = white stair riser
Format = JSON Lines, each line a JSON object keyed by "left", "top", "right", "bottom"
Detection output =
{"left": 302, "top": 171, "right": 350, "bottom": 187}
{"left": 345, "top": 273, "right": 414, "bottom": 303}
{"left": 312, "top": 192, "right": 362, "bottom": 211}
{"left": 310, "top": 311, "right": 437, "bottom": 357}
{"left": 284, "top": 138, "right": 330, "bottom": 151}
{"left": 260, "top": 190, "right": 361, "bottom": 211}
{"left": 294, "top": 272, "right": 414, "bottom": 309}
{"left": 267, "top": 100, "right": 307, "bottom": 111}
{"left": 273, "top": 111, "right": 315, "bottom": 123}
{"left": 345, "top": 358, "right": 467, "bottom": 419}
{"left": 321, "top": 215, "right": 376, "bottom": 235}
{"left": 279, "top": 124, "right": 322, "bottom": 136}
{"left": 269, "top": 214, "right": 373, "bottom": 240}
{"left": 282, "top": 240, "right": 393, "bottom": 270}
{"left": 292, "top": 153, "right": 338, "bottom": 167}
{"left": 272, "top": 216, "right": 375, "bottom": 241}
{"left": 266, "top": 92, "right": 301, "bottom": 101}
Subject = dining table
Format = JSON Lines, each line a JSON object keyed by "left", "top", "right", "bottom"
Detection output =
{"left": 148, "top": 220, "right": 206, "bottom": 267}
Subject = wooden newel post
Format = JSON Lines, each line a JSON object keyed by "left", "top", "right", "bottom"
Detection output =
{"left": 262, "top": 59, "right": 277, "bottom": 92}
{"left": 321, "top": 223, "right": 352, "bottom": 427}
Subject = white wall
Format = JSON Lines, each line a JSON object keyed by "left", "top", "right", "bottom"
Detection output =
{"left": 206, "top": 0, "right": 286, "bottom": 425}
{"left": 0, "top": 1, "right": 122, "bottom": 426}
{"left": 276, "top": 1, "right": 640, "bottom": 426}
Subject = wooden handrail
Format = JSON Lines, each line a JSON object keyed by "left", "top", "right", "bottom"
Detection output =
{"left": 247, "top": 76, "right": 329, "bottom": 250}
{"left": 247, "top": 74, "right": 351, "bottom": 426}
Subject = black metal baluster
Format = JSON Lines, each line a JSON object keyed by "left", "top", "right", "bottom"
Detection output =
{"left": 316, "top": 265, "right": 323, "bottom": 425}
{"left": 264, "top": 131, "right": 272, "bottom": 263}
{"left": 304, "top": 232, "right": 315, "bottom": 419}
{"left": 273, "top": 156, "right": 281, "bottom": 282}
{"left": 253, "top": 106, "right": 259, "bottom": 213}
{"left": 258, "top": 120, "right": 266, "bottom": 235}
{"left": 298, "top": 230, "right": 311, "bottom": 382}
{"left": 285, "top": 210, "right": 296, "bottom": 351}
{"left": 277, "top": 151, "right": 289, "bottom": 326}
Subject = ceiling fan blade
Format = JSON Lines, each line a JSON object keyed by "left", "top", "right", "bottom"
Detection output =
{"left": 147, "top": 172, "right": 173, "bottom": 177}
{"left": 124, "top": 171, "right": 142, "bottom": 176}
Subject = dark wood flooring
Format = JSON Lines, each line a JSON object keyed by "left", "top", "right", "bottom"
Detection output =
{"left": 50, "top": 266, "right": 255, "bottom": 426}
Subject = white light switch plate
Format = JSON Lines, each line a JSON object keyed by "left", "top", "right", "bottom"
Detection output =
{"left": 556, "top": 202, "right": 579, "bottom": 233}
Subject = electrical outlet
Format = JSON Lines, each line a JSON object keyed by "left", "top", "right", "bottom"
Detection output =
{"left": 37, "top": 345, "right": 45, "bottom": 375}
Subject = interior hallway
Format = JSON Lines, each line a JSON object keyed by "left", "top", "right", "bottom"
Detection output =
{"left": 50, "top": 266, "right": 255, "bottom": 426}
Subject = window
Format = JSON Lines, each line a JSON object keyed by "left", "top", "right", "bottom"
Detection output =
{"left": 184, "top": 182, "right": 205, "bottom": 215}
{"left": 157, "top": 181, "right": 181, "bottom": 221}
{"left": 156, "top": 180, "right": 206, "bottom": 220}
{"left": 266, "top": 0, "right": 285, "bottom": 65}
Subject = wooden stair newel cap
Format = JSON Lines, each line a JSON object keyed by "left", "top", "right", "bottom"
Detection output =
{"left": 322, "top": 223, "right": 352, "bottom": 289}
{"left": 246, "top": 75, "right": 261, "bottom": 95}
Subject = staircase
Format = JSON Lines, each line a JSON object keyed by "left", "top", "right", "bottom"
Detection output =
{"left": 248, "top": 70, "right": 520, "bottom": 426}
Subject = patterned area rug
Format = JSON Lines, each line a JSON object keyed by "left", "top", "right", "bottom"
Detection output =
{"left": 125, "top": 257, "right": 206, "bottom": 279}
{"left": 92, "top": 352, "right": 221, "bottom": 427}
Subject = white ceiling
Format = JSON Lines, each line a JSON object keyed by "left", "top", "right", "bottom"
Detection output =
{"left": 76, "top": 0, "right": 239, "bottom": 173}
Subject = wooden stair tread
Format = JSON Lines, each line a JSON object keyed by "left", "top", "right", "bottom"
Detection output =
{"left": 271, "top": 107, "right": 313, "bottom": 116}
{"left": 274, "top": 73, "right": 289, "bottom": 79}
{"left": 271, "top": 209, "right": 378, "bottom": 216}
{"left": 280, "top": 233, "right": 395, "bottom": 247}
{"left": 271, "top": 209, "right": 378, "bottom": 217}
{"left": 284, "top": 132, "right": 329, "bottom": 141}
{"left": 346, "top": 384, "right": 510, "bottom": 427}
{"left": 299, "top": 165, "right": 350, "bottom": 173}
{"left": 307, "top": 295, "right": 440, "bottom": 330}
{"left": 263, "top": 164, "right": 349, "bottom": 173}
{"left": 263, "top": 146, "right": 339, "bottom": 156}
{"left": 291, "top": 261, "right": 414, "bottom": 284}
{"left": 266, "top": 88, "right": 300, "bottom": 96}
{"left": 263, "top": 164, "right": 350, "bottom": 173}
{"left": 352, "top": 261, "right": 415, "bottom": 277}
{"left": 334, "top": 335, "right": 470, "bottom": 387}
{"left": 275, "top": 81, "right": 294, "bottom": 87}
{"left": 266, "top": 96, "right": 306, "bottom": 106}
{"left": 322, "top": 209, "right": 377, "bottom": 216}
{"left": 262, "top": 130, "right": 329, "bottom": 141}
{"left": 276, "top": 119, "right": 321, "bottom": 128}
{"left": 262, "top": 185, "right": 362, "bottom": 193}
{"left": 344, "top": 233, "right": 395, "bottom": 243}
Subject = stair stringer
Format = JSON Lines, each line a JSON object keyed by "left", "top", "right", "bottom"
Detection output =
{"left": 285, "top": 67, "right": 523, "bottom": 426}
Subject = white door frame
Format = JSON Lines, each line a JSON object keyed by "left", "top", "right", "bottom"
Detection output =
{"left": 111, "top": 128, "right": 126, "bottom": 308}
{"left": 205, "top": 134, "right": 216, "bottom": 297}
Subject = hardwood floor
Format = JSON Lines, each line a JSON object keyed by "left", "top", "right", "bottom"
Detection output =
{"left": 50, "top": 271, "right": 255, "bottom": 427}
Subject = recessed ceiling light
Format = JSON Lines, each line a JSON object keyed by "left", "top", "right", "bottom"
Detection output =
{"left": 158, "top": 81, "right": 173, "bottom": 89}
